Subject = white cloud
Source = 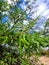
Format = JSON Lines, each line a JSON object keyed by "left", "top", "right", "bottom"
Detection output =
{"left": 31, "top": 12, "right": 37, "bottom": 19}
{"left": 2, "top": 11, "right": 9, "bottom": 15}
{"left": 39, "top": 25, "right": 44, "bottom": 29}
{"left": 42, "top": 9, "right": 49, "bottom": 18}
{"left": 29, "top": 3, "right": 47, "bottom": 19}
{"left": 36, "top": 3, "right": 46, "bottom": 16}
{"left": 7, "top": 0, "right": 16, "bottom": 4}
{"left": 23, "top": 20, "right": 29, "bottom": 25}
{"left": 7, "top": 0, "right": 12, "bottom": 4}
{"left": 20, "top": 4, "right": 27, "bottom": 10}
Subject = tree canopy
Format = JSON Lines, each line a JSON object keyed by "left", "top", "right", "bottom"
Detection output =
{"left": 0, "top": 0, "right": 49, "bottom": 65}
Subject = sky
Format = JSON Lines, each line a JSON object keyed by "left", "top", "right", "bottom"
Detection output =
{"left": 2, "top": 16, "right": 8, "bottom": 23}
{"left": 2, "top": 0, "right": 49, "bottom": 31}
{"left": 6, "top": 0, "right": 49, "bottom": 18}
{"left": 15, "top": 0, "right": 49, "bottom": 19}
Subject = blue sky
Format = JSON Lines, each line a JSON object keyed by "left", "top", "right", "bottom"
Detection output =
{"left": 2, "top": 0, "right": 49, "bottom": 31}
{"left": 5, "top": 0, "right": 49, "bottom": 18}
{"left": 8, "top": 0, "right": 49, "bottom": 19}
{"left": 2, "top": 16, "right": 8, "bottom": 23}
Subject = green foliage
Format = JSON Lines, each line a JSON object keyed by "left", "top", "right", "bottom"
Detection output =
{"left": 0, "top": 0, "right": 49, "bottom": 65}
